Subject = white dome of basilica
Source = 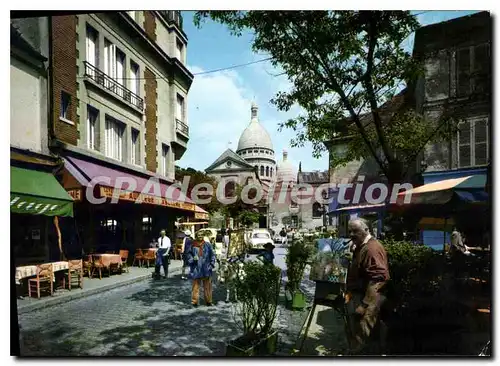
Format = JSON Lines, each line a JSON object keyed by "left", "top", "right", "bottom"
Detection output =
{"left": 237, "top": 102, "right": 274, "bottom": 152}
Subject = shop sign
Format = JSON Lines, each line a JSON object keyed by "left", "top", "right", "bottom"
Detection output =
{"left": 99, "top": 186, "right": 196, "bottom": 212}
{"left": 67, "top": 189, "right": 82, "bottom": 201}
{"left": 195, "top": 212, "right": 209, "bottom": 220}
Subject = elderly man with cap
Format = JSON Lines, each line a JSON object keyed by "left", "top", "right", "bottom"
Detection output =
{"left": 154, "top": 229, "right": 172, "bottom": 279}
{"left": 187, "top": 231, "right": 216, "bottom": 306}
{"left": 181, "top": 229, "right": 193, "bottom": 280}
{"left": 345, "top": 218, "right": 390, "bottom": 355}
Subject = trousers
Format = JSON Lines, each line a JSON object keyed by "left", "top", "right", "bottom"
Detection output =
{"left": 346, "top": 290, "right": 387, "bottom": 355}
{"left": 155, "top": 249, "right": 169, "bottom": 278}
{"left": 192, "top": 277, "right": 212, "bottom": 305}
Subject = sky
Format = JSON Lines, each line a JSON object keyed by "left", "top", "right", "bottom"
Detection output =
{"left": 177, "top": 10, "right": 481, "bottom": 173}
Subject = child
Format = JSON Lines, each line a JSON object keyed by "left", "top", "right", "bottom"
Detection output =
{"left": 258, "top": 243, "right": 275, "bottom": 265}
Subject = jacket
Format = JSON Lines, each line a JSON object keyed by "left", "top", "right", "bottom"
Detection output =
{"left": 187, "top": 240, "right": 216, "bottom": 279}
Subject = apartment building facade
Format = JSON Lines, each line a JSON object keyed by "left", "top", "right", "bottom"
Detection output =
{"left": 48, "top": 11, "right": 195, "bottom": 251}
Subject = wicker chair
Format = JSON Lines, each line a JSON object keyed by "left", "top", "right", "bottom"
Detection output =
{"left": 92, "top": 257, "right": 108, "bottom": 280}
{"left": 119, "top": 250, "right": 129, "bottom": 273}
{"left": 28, "top": 264, "right": 53, "bottom": 299}
{"left": 83, "top": 255, "right": 94, "bottom": 278}
{"left": 67, "top": 259, "right": 84, "bottom": 290}
{"left": 132, "top": 249, "right": 144, "bottom": 267}
{"left": 142, "top": 250, "right": 156, "bottom": 267}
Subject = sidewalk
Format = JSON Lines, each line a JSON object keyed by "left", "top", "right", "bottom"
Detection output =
{"left": 17, "top": 260, "right": 183, "bottom": 315}
{"left": 294, "top": 304, "right": 349, "bottom": 356}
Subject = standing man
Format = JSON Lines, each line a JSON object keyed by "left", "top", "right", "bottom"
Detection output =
{"left": 345, "top": 218, "right": 390, "bottom": 355}
{"left": 280, "top": 227, "right": 287, "bottom": 246}
{"left": 181, "top": 230, "right": 193, "bottom": 280}
{"left": 155, "top": 229, "right": 171, "bottom": 279}
{"left": 187, "top": 232, "right": 216, "bottom": 307}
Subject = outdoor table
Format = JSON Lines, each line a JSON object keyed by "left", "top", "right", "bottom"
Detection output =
{"left": 15, "top": 261, "right": 69, "bottom": 285}
{"left": 92, "top": 254, "right": 122, "bottom": 268}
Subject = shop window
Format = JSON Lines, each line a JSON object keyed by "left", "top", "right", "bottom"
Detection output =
{"left": 312, "top": 202, "right": 323, "bottom": 218}
{"left": 101, "top": 218, "right": 117, "bottom": 234}
{"left": 142, "top": 216, "right": 152, "bottom": 234}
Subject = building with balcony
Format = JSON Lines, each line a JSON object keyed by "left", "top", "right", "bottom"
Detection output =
{"left": 46, "top": 12, "right": 196, "bottom": 251}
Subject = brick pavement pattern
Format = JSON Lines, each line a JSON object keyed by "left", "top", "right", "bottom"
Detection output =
{"left": 18, "top": 260, "right": 313, "bottom": 356}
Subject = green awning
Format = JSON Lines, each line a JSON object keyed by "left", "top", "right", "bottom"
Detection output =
{"left": 10, "top": 166, "right": 74, "bottom": 217}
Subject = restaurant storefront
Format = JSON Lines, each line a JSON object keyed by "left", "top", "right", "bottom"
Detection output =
{"left": 11, "top": 163, "right": 75, "bottom": 266}
{"left": 60, "top": 153, "right": 198, "bottom": 253}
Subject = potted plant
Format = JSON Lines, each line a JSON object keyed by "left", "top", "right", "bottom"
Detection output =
{"left": 226, "top": 261, "right": 282, "bottom": 356}
{"left": 285, "top": 238, "right": 313, "bottom": 310}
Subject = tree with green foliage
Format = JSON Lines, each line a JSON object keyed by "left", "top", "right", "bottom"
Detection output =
{"left": 194, "top": 11, "right": 458, "bottom": 183}
{"left": 175, "top": 166, "right": 223, "bottom": 213}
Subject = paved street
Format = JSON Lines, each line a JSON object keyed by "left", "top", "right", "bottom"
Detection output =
{"left": 18, "top": 245, "right": 313, "bottom": 356}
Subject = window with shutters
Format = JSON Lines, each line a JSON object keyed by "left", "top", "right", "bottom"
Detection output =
{"left": 129, "top": 61, "right": 140, "bottom": 96}
{"left": 87, "top": 105, "right": 99, "bottom": 151}
{"left": 86, "top": 25, "right": 98, "bottom": 70}
{"left": 456, "top": 43, "right": 490, "bottom": 97}
{"left": 176, "top": 39, "right": 183, "bottom": 61}
{"left": 105, "top": 116, "right": 125, "bottom": 161}
{"left": 176, "top": 94, "right": 185, "bottom": 121}
{"left": 457, "top": 116, "right": 489, "bottom": 168}
{"left": 162, "top": 144, "right": 169, "bottom": 176}
{"left": 131, "top": 129, "right": 140, "bottom": 165}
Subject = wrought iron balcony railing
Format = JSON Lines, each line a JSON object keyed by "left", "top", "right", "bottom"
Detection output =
{"left": 83, "top": 62, "right": 144, "bottom": 111}
{"left": 176, "top": 119, "right": 189, "bottom": 136}
{"left": 159, "top": 10, "right": 183, "bottom": 29}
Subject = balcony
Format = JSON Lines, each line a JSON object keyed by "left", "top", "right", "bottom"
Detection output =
{"left": 83, "top": 62, "right": 144, "bottom": 111}
{"left": 159, "top": 11, "right": 183, "bottom": 29}
{"left": 176, "top": 119, "right": 189, "bottom": 137}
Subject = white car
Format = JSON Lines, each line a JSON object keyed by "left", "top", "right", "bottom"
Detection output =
{"left": 248, "top": 229, "right": 274, "bottom": 251}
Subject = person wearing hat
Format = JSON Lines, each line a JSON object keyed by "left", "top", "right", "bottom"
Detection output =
{"left": 187, "top": 231, "right": 216, "bottom": 306}
{"left": 181, "top": 230, "right": 193, "bottom": 280}
{"left": 154, "top": 229, "right": 171, "bottom": 279}
{"left": 258, "top": 243, "right": 276, "bottom": 265}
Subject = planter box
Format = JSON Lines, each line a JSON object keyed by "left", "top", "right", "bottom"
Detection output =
{"left": 285, "top": 289, "right": 307, "bottom": 310}
{"left": 226, "top": 330, "right": 278, "bottom": 356}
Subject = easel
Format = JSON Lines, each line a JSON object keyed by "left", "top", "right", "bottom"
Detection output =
{"left": 296, "top": 280, "right": 353, "bottom": 353}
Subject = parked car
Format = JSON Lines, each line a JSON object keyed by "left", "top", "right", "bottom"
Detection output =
{"left": 248, "top": 229, "right": 274, "bottom": 252}
{"left": 273, "top": 234, "right": 283, "bottom": 244}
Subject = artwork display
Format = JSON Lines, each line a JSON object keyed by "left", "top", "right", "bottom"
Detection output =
{"left": 309, "top": 238, "right": 350, "bottom": 283}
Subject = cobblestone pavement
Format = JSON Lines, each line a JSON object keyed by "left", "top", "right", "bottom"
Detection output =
{"left": 18, "top": 245, "right": 313, "bottom": 356}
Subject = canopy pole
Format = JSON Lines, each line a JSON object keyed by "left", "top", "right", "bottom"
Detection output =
{"left": 443, "top": 217, "right": 447, "bottom": 252}
{"left": 54, "top": 216, "right": 64, "bottom": 261}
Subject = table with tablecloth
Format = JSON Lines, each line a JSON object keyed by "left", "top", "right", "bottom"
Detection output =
{"left": 15, "top": 261, "right": 69, "bottom": 285}
{"left": 92, "top": 254, "right": 122, "bottom": 268}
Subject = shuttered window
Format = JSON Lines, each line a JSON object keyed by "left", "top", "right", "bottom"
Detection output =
{"left": 458, "top": 116, "right": 489, "bottom": 168}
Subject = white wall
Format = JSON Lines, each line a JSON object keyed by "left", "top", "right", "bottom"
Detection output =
{"left": 10, "top": 58, "right": 45, "bottom": 153}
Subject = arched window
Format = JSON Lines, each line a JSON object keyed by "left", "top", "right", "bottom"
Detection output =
{"left": 270, "top": 168, "right": 273, "bottom": 177}
{"left": 225, "top": 181, "right": 235, "bottom": 198}
{"left": 312, "top": 202, "right": 323, "bottom": 218}
{"left": 254, "top": 165, "right": 258, "bottom": 175}
{"left": 266, "top": 166, "right": 270, "bottom": 176}
{"left": 260, "top": 166, "right": 265, "bottom": 176}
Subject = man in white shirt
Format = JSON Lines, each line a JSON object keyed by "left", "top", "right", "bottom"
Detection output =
{"left": 155, "top": 229, "right": 171, "bottom": 279}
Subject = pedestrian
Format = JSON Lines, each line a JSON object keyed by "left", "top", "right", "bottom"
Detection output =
{"left": 258, "top": 243, "right": 275, "bottom": 265}
{"left": 187, "top": 231, "right": 216, "bottom": 307}
{"left": 280, "top": 227, "right": 287, "bottom": 246}
{"left": 181, "top": 230, "right": 193, "bottom": 280}
{"left": 154, "top": 229, "right": 171, "bottom": 279}
{"left": 345, "top": 218, "right": 390, "bottom": 355}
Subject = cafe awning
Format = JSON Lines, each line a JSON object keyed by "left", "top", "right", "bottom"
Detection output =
{"left": 10, "top": 166, "right": 74, "bottom": 217}
{"left": 397, "top": 174, "right": 487, "bottom": 205}
{"left": 329, "top": 203, "right": 387, "bottom": 215}
{"left": 63, "top": 155, "right": 196, "bottom": 212}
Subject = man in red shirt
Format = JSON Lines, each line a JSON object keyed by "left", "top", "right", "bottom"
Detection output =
{"left": 345, "top": 218, "right": 390, "bottom": 355}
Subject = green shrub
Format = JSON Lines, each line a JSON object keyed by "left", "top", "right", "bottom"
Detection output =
{"left": 285, "top": 240, "right": 314, "bottom": 293}
{"left": 233, "top": 261, "right": 282, "bottom": 338}
{"left": 383, "top": 239, "right": 442, "bottom": 303}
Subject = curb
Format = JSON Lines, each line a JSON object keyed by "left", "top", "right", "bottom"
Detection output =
{"left": 18, "top": 267, "right": 182, "bottom": 315}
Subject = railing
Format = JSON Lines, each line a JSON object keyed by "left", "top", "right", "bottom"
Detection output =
{"left": 176, "top": 119, "right": 189, "bottom": 136}
{"left": 159, "top": 10, "right": 183, "bottom": 29}
{"left": 83, "top": 62, "right": 144, "bottom": 111}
